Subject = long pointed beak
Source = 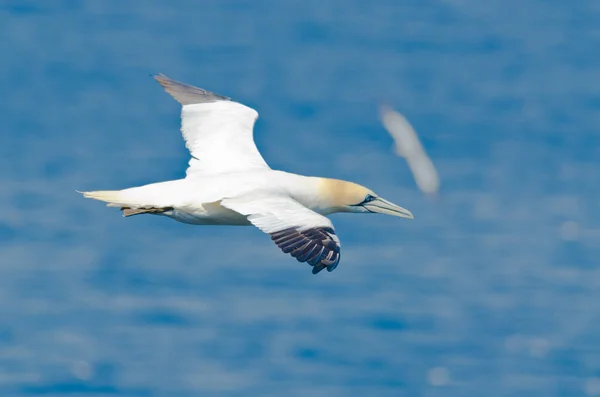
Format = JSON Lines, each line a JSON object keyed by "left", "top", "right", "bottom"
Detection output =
{"left": 363, "top": 197, "right": 414, "bottom": 219}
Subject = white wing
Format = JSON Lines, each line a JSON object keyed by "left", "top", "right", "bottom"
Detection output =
{"left": 221, "top": 195, "right": 341, "bottom": 274}
{"left": 155, "top": 74, "right": 270, "bottom": 176}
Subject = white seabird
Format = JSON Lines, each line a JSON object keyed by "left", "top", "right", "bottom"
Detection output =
{"left": 81, "top": 75, "right": 414, "bottom": 274}
{"left": 380, "top": 105, "right": 440, "bottom": 196}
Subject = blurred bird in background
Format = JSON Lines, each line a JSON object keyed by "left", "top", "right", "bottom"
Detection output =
{"left": 380, "top": 105, "right": 440, "bottom": 197}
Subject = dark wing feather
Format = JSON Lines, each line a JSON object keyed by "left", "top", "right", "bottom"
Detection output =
{"left": 154, "top": 74, "right": 231, "bottom": 105}
{"left": 270, "top": 227, "right": 341, "bottom": 274}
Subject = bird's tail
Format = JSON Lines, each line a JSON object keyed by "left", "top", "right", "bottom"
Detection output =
{"left": 79, "top": 189, "right": 174, "bottom": 217}
{"left": 78, "top": 180, "right": 184, "bottom": 217}
{"left": 78, "top": 190, "right": 135, "bottom": 207}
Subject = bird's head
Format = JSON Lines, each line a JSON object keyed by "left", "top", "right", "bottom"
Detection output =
{"left": 319, "top": 179, "right": 414, "bottom": 219}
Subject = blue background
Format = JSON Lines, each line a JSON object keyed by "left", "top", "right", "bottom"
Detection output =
{"left": 1, "top": 1, "right": 600, "bottom": 396}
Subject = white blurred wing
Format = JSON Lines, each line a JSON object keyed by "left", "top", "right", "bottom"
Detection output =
{"left": 380, "top": 105, "right": 440, "bottom": 195}
{"left": 155, "top": 74, "right": 269, "bottom": 176}
{"left": 222, "top": 195, "right": 341, "bottom": 274}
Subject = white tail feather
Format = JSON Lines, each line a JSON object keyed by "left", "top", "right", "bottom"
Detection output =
{"left": 79, "top": 180, "right": 184, "bottom": 209}
{"left": 79, "top": 190, "right": 137, "bottom": 208}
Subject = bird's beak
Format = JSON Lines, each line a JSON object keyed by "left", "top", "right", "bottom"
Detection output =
{"left": 363, "top": 197, "right": 414, "bottom": 219}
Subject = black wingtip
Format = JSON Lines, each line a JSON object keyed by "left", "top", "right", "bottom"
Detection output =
{"left": 312, "top": 264, "right": 326, "bottom": 274}
{"left": 151, "top": 72, "right": 168, "bottom": 83}
{"left": 153, "top": 73, "right": 231, "bottom": 105}
{"left": 271, "top": 226, "right": 341, "bottom": 275}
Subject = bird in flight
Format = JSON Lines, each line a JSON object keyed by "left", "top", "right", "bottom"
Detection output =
{"left": 81, "top": 75, "right": 413, "bottom": 274}
{"left": 379, "top": 105, "right": 440, "bottom": 197}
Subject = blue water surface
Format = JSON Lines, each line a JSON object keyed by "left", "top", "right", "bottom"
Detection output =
{"left": 1, "top": 1, "right": 600, "bottom": 396}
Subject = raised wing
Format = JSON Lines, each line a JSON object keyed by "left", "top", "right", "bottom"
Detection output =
{"left": 221, "top": 195, "right": 341, "bottom": 274}
{"left": 155, "top": 74, "right": 270, "bottom": 176}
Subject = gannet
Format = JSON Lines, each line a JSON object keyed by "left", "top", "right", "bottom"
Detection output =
{"left": 380, "top": 105, "right": 440, "bottom": 196}
{"left": 81, "top": 75, "right": 414, "bottom": 274}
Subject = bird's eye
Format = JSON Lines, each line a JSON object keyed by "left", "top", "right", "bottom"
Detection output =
{"left": 363, "top": 194, "right": 375, "bottom": 203}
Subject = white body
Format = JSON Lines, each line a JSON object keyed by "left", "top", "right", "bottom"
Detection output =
{"left": 116, "top": 170, "right": 330, "bottom": 225}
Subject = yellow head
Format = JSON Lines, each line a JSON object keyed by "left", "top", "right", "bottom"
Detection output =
{"left": 318, "top": 178, "right": 414, "bottom": 218}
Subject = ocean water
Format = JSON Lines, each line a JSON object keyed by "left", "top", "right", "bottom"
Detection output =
{"left": 1, "top": 1, "right": 600, "bottom": 396}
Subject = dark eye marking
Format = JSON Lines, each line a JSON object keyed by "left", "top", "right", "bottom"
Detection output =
{"left": 358, "top": 194, "right": 376, "bottom": 205}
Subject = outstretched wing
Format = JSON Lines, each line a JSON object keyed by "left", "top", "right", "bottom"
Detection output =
{"left": 222, "top": 195, "right": 341, "bottom": 274}
{"left": 154, "top": 74, "right": 270, "bottom": 176}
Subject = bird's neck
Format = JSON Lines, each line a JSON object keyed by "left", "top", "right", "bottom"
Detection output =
{"left": 275, "top": 172, "right": 351, "bottom": 215}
